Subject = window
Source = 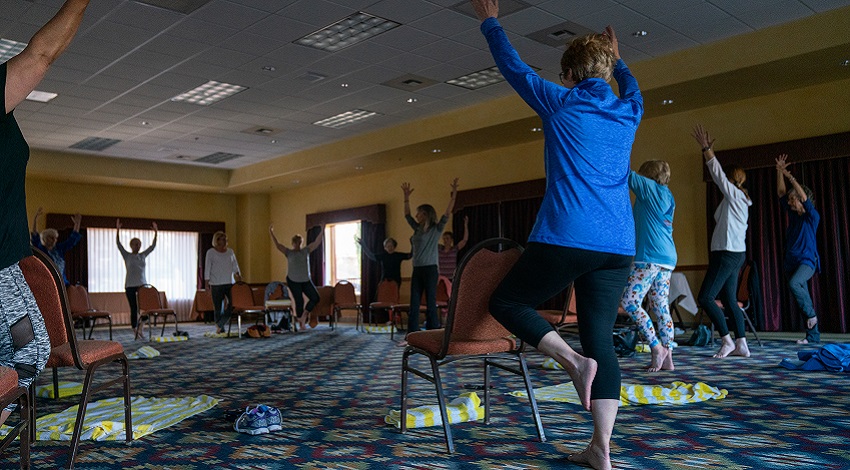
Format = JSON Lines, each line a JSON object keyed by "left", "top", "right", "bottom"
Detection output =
{"left": 87, "top": 227, "right": 199, "bottom": 304}
{"left": 323, "top": 221, "right": 361, "bottom": 294}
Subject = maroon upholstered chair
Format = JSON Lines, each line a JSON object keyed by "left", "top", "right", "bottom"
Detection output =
{"left": 365, "top": 280, "right": 399, "bottom": 332}
{"left": 332, "top": 281, "right": 361, "bottom": 330}
{"left": 229, "top": 282, "right": 266, "bottom": 338}
{"left": 0, "top": 366, "right": 30, "bottom": 469}
{"left": 400, "top": 238, "right": 545, "bottom": 453}
{"left": 136, "top": 284, "right": 178, "bottom": 341}
{"left": 19, "top": 249, "right": 131, "bottom": 469}
{"left": 66, "top": 285, "right": 113, "bottom": 341}
{"left": 536, "top": 283, "right": 578, "bottom": 333}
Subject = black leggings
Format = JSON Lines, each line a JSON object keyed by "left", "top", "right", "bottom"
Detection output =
{"left": 125, "top": 286, "right": 140, "bottom": 328}
{"left": 697, "top": 250, "right": 746, "bottom": 338}
{"left": 408, "top": 265, "right": 439, "bottom": 333}
{"left": 287, "top": 277, "right": 319, "bottom": 317}
{"left": 489, "top": 243, "right": 632, "bottom": 400}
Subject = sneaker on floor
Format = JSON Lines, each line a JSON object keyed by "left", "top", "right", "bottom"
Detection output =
{"left": 265, "top": 405, "right": 282, "bottom": 432}
{"left": 234, "top": 405, "right": 272, "bottom": 435}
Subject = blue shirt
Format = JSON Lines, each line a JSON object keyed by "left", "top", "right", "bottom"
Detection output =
{"left": 32, "top": 230, "right": 82, "bottom": 285}
{"left": 629, "top": 172, "right": 677, "bottom": 267}
{"left": 781, "top": 196, "right": 820, "bottom": 272}
{"left": 481, "top": 18, "right": 643, "bottom": 255}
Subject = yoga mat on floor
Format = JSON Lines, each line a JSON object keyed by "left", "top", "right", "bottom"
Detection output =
{"left": 363, "top": 325, "right": 397, "bottom": 334}
{"left": 385, "top": 392, "right": 483, "bottom": 429}
{"left": 127, "top": 346, "right": 160, "bottom": 360}
{"left": 151, "top": 335, "right": 189, "bottom": 343}
{"left": 510, "top": 381, "right": 727, "bottom": 406}
{"left": 34, "top": 381, "right": 82, "bottom": 399}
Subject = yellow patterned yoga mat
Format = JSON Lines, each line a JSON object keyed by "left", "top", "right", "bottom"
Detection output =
{"left": 363, "top": 324, "right": 396, "bottom": 334}
{"left": 11, "top": 395, "right": 219, "bottom": 441}
{"left": 203, "top": 331, "right": 239, "bottom": 338}
{"left": 127, "top": 346, "right": 160, "bottom": 360}
{"left": 385, "top": 392, "right": 483, "bottom": 429}
{"left": 151, "top": 335, "right": 189, "bottom": 343}
{"left": 34, "top": 381, "right": 82, "bottom": 399}
{"left": 510, "top": 381, "right": 727, "bottom": 406}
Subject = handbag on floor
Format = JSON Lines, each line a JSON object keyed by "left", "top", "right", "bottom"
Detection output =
{"left": 613, "top": 327, "right": 638, "bottom": 357}
{"left": 686, "top": 324, "right": 712, "bottom": 347}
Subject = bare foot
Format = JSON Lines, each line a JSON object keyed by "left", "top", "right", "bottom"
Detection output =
{"left": 646, "top": 345, "right": 667, "bottom": 372}
{"left": 559, "top": 355, "right": 597, "bottom": 412}
{"left": 731, "top": 338, "right": 751, "bottom": 357}
{"left": 395, "top": 340, "right": 408, "bottom": 348}
{"left": 796, "top": 338, "right": 810, "bottom": 344}
{"left": 806, "top": 317, "right": 818, "bottom": 330}
{"left": 568, "top": 444, "right": 611, "bottom": 470}
{"left": 662, "top": 348, "right": 675, "bottom": 370}
{"left": 713, "top": 338, "right": 736, "bottom": 358}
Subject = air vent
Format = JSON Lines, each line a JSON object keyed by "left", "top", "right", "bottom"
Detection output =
{"left": 297, "top": 72, "right": 328, "bottom": 83}
{"left": 451, "top": 0, "right": 531, "bottom": 18}
{"left": 527, "top": 21, "right": 595, "bottom": 48}
{"left": 382, "top": 74, "right": 438, "bottom": 91}
{"left": 242, "top": 126, "right": 280, "bottom": 137}
{"left": 135, "top": 0, "right": 213, "bottom": 14}
{"left": 195, "top": 152, "right": 243, "bottom": 164}
{"left": 69, "top": 137, "right": 122, "bottom": 151}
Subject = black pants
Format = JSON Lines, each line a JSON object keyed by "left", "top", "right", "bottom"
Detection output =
{"left": 408, "top": 265, "right": 439, "bottom": 333}
{"left": 697, "top": 250, "right": 746, "bottom": 338}
{"left": 125, "top": 286, "right": 140, "bottom": 328}
{"left": 211, "top": 284, "right": 233, "bottom": 330}
{"left": 489, "top": 243, "right": 632, "bottom": 401}
{"left": 287, "top": 277, "right": 319, "bottom": 318}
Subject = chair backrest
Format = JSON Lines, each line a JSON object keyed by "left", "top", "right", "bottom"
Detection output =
{"left": 334, "top": 280, "right": 357, "bottom": 305}
{"left": 313, "top": 286, "right": 335, "bottom": 316}
{"left": 737, "top": 262, "right": 752, "bottom": 303}
{"left": 231, "top": 282, "right": 255, "bottom": 308}
{"left": 66, "top": 285, "right": 92, "bottom": 314}
{"left": 137, "top": 285, "right": 164, "bottom": 310}
{"left": 265, "top": 281, "right": 288, "bottom": 301}
{"left": 436, "top": 276, "right": 452, "bottom": 303}
{"left": 375, "top": 279, "right": 399, "bottom": 304}
{"left": 19, "top": 249, "right": 83, "bottom": 368}
{"left": 440, "top": 238, "right": 522, "bottom": 355}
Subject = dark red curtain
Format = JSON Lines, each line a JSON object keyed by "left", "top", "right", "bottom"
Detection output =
{"left": 307, "top": 225, "right": 323, "bottom": 286}
{"left": 707, "top": 156, "right": 850, "bottom": 333}
{"left": 359, "top": 221, "right": 385, "bottom": 306}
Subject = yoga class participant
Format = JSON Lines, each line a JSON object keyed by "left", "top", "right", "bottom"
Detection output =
{"left": 356, "top": 236, "right": 411, "bottom": 286}
{"left": 116, "top": 219, "right": 158, "bottom": 339}
{"left": 472, "top": 1, "right": 643, "bottom": 468}
{"left": 438, "top": 215, "right": 469, "bottom": 279}
{"left": 270, "top": 225, "right": 324, "bottom": 331}
{"left": 205, "top": 231, "right": 242, "bottom": 334}
{"left": 31, "top": 208, "right": 82, "bottom": 285}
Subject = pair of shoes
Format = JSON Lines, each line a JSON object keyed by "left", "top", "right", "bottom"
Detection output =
{"left": 233, "top": 404, "right": 282, "bottom": 435}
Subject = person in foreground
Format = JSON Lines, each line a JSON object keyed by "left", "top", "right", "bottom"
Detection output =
{"left": 269, "top": 225, "right": 324, "bottom": 331}
{"left": 620, "top": 161, "right": 678, "bottom": 372}
{"left": 692, "top": 125, "right": 752, "bottom": 358}
{"left": 0, "top": 0, "right": 91, "bottom": 427}
{"left": 775, "top": 154, "right": 821, "bottom": 344}
{"left": 472, "top": 1, "right": 643, "bottom": 468}
{"left": 31, "top": 207, "right": 83, "bottom": 285}
{"left": 116, "top": 219, "right": 158, "bottom": 339}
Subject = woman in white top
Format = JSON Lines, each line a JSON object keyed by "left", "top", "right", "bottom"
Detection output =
{"left": 116, "top": 219, "right": 157, "bottom": 338}
{"left": 692, "top": 125, "right": 753, "bottom": 358}
{"left": 269, "top": 225, "right": 323, "bottom": 331}
{"left": 204, "top": 231, "right": 242, "bottom": 334}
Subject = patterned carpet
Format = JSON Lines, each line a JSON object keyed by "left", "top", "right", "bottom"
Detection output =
{"left": 2, "top": 322, "right": 848, "bottom": 469}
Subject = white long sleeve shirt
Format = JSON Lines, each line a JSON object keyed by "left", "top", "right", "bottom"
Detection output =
{"left": 204, "top": 248, "right": 240, "bottom": 285}
{"left": 706, "top": 157, "right": 751, "bottom": 252}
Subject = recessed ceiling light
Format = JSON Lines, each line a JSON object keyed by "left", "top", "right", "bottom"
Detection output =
{"left": 662, "top": 99, "right": 674, "bottom": 105}
{"left": 341, "top": 83, "right": 349, "bottom": 88}
{"left": 262, "top": 66, "right": 276, "bottom": 72}
{"left": 292, "top": 180, "right": 300, "bottom": 184}
{"left": 270, "top": 139, "right": 278, "bottom": 144}
{"left": 447, "top": 66, "right": 506, "bottom": 90}
{"left": 25, "top": 90, "right": 58, "bottom": 103}
{"left": 355, "top": 166, "right": 364, "bottom": 170}
{"left": 294, "top": 12, "right": 400, "bottom": 52}
{"left": 140, "top": 121, "right": 150, "bottom": 126}
{"left": 171, "top": 80, "right": 247, "bottom": 105}
{"left": 531, "top": 127, "right": 542, "bottom": 132}
{"left": 0, "top": 38, "right": 27, "bottom": 62}
{"left": 432, "top": 149, "right": 442, "bottom": 153}
{"left": 407, "top": 98, "right": 418, "bottom": 103}
{"left": 313, "top": 109, "right": 380, "bottom": 129}
{"left": 632, "top": 31, "right": 648, "bottom": 37}
{"left": 841, "top": 59, "right": 850, "bottom": 67}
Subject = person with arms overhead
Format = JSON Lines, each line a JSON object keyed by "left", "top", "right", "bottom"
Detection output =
{"left": 31, "top": 207, "right": 82, "bottom": 285}
{"left": 438, "top": 215, "right": 469, "bottom": 279}
{"left": 0, "top": 0, "right": 91, "bottom": 427}
{"left": 270, "top": 225, "right": 324, "bottom": 331}
{"left": 472, "top": 1, "right": 643, "bottom": 468}
{"left": 116, "top": 219, "right": 158, "bottom": 339}
{"left": 356, "top": 236, "right": 411, "bottom": 286}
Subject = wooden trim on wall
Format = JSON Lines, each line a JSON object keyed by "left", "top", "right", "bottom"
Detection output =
{"left": 43, "top": 214, "right": 225, "bottom": 233}
{"left": 305, "top": 204, "right": 386, "bottom": 228}
{"left": 455, "top": 179, "right": 546, "bottom": 210}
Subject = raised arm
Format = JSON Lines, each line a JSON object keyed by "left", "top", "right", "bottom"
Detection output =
{"left": 307, "top": 226, "right": 324, "bottom": 253}
{"left": 115, "top": 218, "right": 127, "bottom": 254}
{"left": 401, "top": 183, "right": 413, "bottom": 217}
{"left": 5, "top": 0, "right": 91, "bottom": 114}
{"left": 269, "top": 225, "right": 289, "bottom": 255}
{"left": 31, "top": 207, "right": 43, "bottom": 235}
{"left": 456, "top": 215, "right": 470, "bottom": 250}
{"left": 141, "top": 221, "right": 158, "bottom": 256}
{"left": 355, "top": 236, "right": 377, "bottom": 261}
{"left": 71, "top": 213, "right": 81, "bottom": 233}
{"left": 692, "top": 124, "right": 717, "bottom": 164}
{"left": 776, "top": 154, "right": 807, "bottom": 202}
{"left": 444, "top": 178, "right": 459, "bottom": 218}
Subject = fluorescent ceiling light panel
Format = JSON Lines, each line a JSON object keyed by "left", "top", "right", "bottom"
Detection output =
{"left": 313, "top": 109, "right": 380, "bottom": 129}
{"left": 195, "top": 152, "right": 243, "bottom": 164}
{"left": 446, "top": 66, "right": 505, "bottom": 90}
{"left": 0, "top": 38, "right": 27, "bottom": 62}
{"left": 26, "top": 90, "right": 59, "bottom": 103}
{"left": 295, "top": 12, "right": 400, "bottom": 52}
{"left": 171, "top": 80, "right": 247, "bottom": 105}
{"left": 134, "top": 0, "right": 213, "bottom": 14}
{"left": 69, "top": 137, "right": 122, "bottom": 151}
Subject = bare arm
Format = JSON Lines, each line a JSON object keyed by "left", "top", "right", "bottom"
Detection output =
{"left": 444, "top": 178, "right": 459, "bottom": 218}
{"left": 307, "top": 226, "right": 324, "bottom": 253}
{"left": 71, "top": 213, "right": 82, "bottom": 232}
{"left": 456, "top": 215, "right": 470, "bottom": 250}
{"left": 470, "top": 0, "right": 499, "bottom": 20}
{"left": 691, "top": 124, "right": 716, "bottom": 164}
{"left": 776, "top": 155, "right": 807, "bottom": 202}
{"left": 31, "top": 207, "right": 43, "bottom": 235}
{"left": 142, "top": 222, "right": 158, "bottom": 255}
{"left": 5, "top": 0, "right": 91, "bottom": 114}
{"left": 269, "top": 225, "right": 290, "bottom": 255}
{"left": 115, "top": 218, "right": 126, "bottom": 253}
{"left": 401, "top": 183, "right": 413, "bottom": 216}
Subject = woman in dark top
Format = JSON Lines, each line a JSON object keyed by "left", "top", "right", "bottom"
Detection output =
{"left": 356, "top": 236, "right": 411, "bottom": 285}
{"left": 775, "top": 154, "right": 821, "bottom": 344}
{"left": 0, "top": 0, "right": 91, "bottom": 427}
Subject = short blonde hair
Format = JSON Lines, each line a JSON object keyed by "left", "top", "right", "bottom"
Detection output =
{"left": 212, "top": 231, "right": 227, "bottom": 247}
{"left": 560, "top": 33, "right": 616, "bottom": 83}
{"left": 638, "top": 160, "right": 671, "bottom": 186}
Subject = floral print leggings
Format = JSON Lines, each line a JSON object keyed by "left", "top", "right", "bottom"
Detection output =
{"left": 620, "top": 262, "right": 673, "bottom": 349}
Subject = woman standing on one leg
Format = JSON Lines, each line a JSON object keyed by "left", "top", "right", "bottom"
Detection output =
{"left": 620, "top": 161, "right": 677, "bottom": 372}
{"left": 438, "top": 215, "right": 469, "bottom": 279}
{"left": 204, "top": 231, "right": 242, "bottom": 334}
{"left": 472, "top": 1, "right": 643, "bottom": 468}
{"left": 399, "top": 178, "right": 458, "bottom": 345}
{"left": 270, "top": 225, "right": 323, "bottom": 331}
{"left": 116, "top": 219, "right": 158, "bottom": 339}
{"left": 692, "top": 125, "right": 753, "bottom": 358}
{"left": 775, "top": 154, "right": 821, "bottom": 344}
{"left": 0, "top": 0, "right": 91, "bottom": 427}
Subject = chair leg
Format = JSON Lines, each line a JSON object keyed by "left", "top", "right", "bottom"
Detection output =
{"left": 429, "top": 356, "right": 454, "bottom": 454}
{"left": 518, "top": 353, "right": 546, "bottom": 443}
{"left": 483, "top": 358, "right": 491, "bottom": 425}
{"left": 28, "top": 386, "right": 36, "bottom": 443}
{"left": 52, "top": 367, "right": 59, "bottom": 401}
{"left": 400, "top": 349, "right": 411, "bottom": 434}
{"left": 108, "top": 318, "right": 113, "bottom": 341}
{"left": 67, "top": 368, "right": 98, "bottom": 469}
{"left": 20, "top": 387, "right": 31, "bottom": 470}
{"left": 744, "top": 312, "right": 762, "bottom": 346}
{"left": 121, "top": 357, "right": 133, "bottom": 443}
